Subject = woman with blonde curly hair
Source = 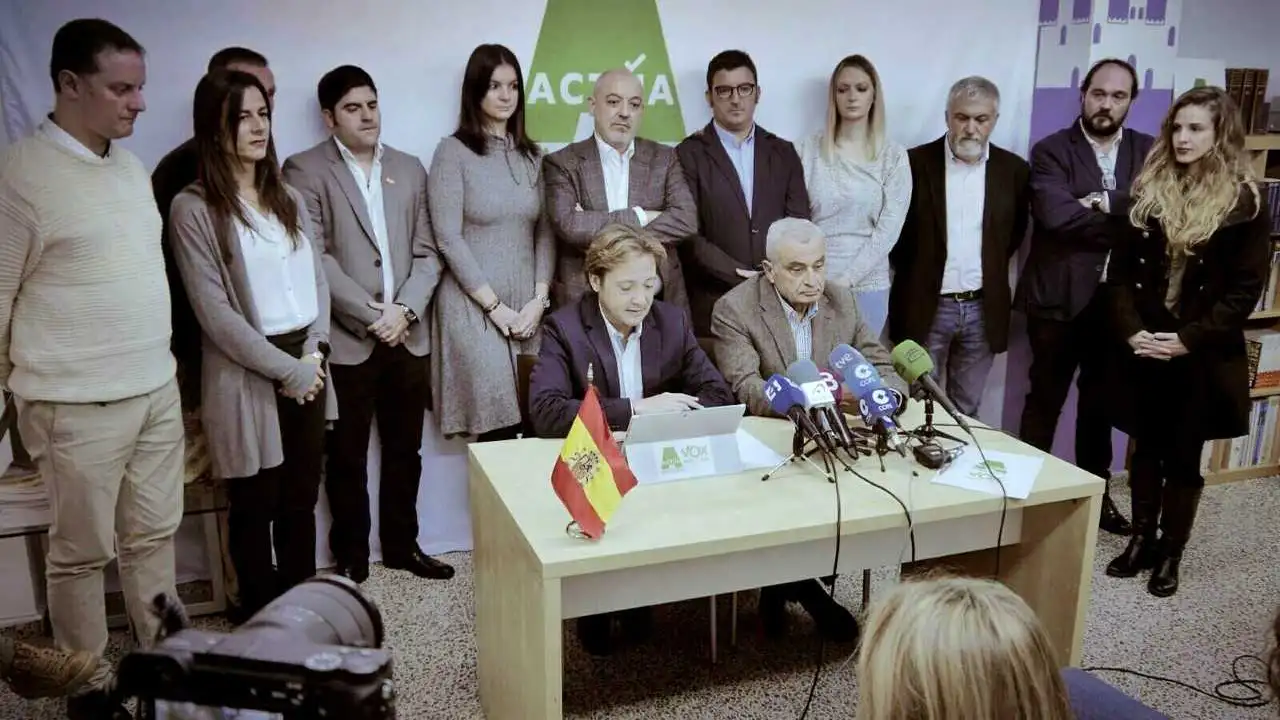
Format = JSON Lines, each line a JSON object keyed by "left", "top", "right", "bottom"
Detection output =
{"left": 856, "top": 577, "right": 1167, "bottom": 719}
{"left": 1104, "top": 86, "right": 1271, "bottom": 597}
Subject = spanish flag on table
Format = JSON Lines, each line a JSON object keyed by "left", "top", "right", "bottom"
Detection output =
{"left": 551, "top": 383, "right": 638, "bottom": 539}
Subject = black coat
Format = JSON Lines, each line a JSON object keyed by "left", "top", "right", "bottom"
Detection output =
{"left": 1106, "top": 184, "right": 1272, "bottom": 442}
{"left": 888, "top": 136, "right": 1031, "bottom": 353}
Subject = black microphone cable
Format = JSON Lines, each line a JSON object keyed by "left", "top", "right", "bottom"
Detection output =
{"left": 796, "top": 438, "right": 917, "bottom": 720}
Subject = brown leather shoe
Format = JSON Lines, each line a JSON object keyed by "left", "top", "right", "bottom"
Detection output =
{"left": 3, "top": 641, "right": 100, "bottom": 699}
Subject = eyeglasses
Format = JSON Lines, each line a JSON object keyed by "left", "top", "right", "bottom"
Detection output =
{"left": 712, "top": 83, "right": 756, "bottom": 100}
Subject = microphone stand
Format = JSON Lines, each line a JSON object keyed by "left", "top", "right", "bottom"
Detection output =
{"left": 762, "top": 426, "right": 838, "bottom": 483}
{"left": 906, "top": 390, "right": 966, "bottom": 445}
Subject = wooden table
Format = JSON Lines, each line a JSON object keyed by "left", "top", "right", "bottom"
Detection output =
{"left": 469, "top": 409, "right": 1103, "bottom": 719}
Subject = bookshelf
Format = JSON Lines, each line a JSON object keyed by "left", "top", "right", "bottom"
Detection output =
{"left": 1245, "top": 134, "right": 1280, "bottom": 178}
{"left": 1199, "top": 202, "right": 1280, "bottom": 484}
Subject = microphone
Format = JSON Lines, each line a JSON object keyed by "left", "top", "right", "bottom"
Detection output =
{"left": 785, "top": 360, "right": 845, "bottom": 444}
{"left": 890, "top": 339, "right": 972, "bottom": 434}
{"left": 764, "top": 373, "right": 835, "bottom": 456}
{"left": 828, "top": 345, "right": 907, "bottom": 454}
{"left": 818, "top": 366, "right": 862, "bottom": 453}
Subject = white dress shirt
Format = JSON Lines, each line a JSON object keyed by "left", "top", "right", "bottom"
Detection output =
{"left": 335, "top": 136, "right": 395, "bottom": 303}
{"left": 594, "top": 134, "right": 647, "bottom": 226}
{"left": 237, "top": 204, "right": 320, "bottom": 336}
{"left": 1083, "top": 121, "right": 1123, "bottom": 280}
{"left": 940, "top": 140, "right": 988, "bottom": 294}
{"left": 603, "top": 306, "right": 644, "bottom": 404}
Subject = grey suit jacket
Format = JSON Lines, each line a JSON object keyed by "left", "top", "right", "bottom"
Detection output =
{"left": 543, "top": 136, "right": 696, "bottom": 313}
{"left": 710, "top": 275, "right": 905, "bottom": 419}
{"left": 169, "top": 183, "right": 335, "bottom": 481}
{"left": 282, "top": 139, "right": 441, "bottom": 365}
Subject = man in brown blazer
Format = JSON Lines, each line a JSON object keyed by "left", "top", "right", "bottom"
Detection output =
{"left": 282, "top": 65, "right": 450, "bottom": 584}
{"left": 676, "top": 50, "right": 811, "bottom": 338}
{"left": 544, "top": 68, "right": 696, "bottom": 313}
{"left": 710, "top": 218, "right": 905, "bottom": 644}
{"left": 888, "top": 76, "right": 1030, "bottom": 419}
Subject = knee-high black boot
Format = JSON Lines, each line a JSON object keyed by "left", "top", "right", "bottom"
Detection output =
{"left": 1106, "top": 447, "right": 1162, "bottom": 577}
{"left": 1148, "top": 484, "right": 1202, "bottom": 597}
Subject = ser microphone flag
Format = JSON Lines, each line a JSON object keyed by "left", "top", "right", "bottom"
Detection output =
{"left": 550, "top": 384, "right": 637, "bottom": 539}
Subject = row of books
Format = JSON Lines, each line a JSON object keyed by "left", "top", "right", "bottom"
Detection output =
{"left": 1246, "top": 328, "right": 1280, "bottom": 389}
{"left": 1262, "top": 181, "right": 1280, "bottom": 236}
{"left": 1249, "top": 246, "right": 1280, "bottom": 315}
{"left": 1225, "top": 68, "right": 1271, "bottom": 135}
{"left": 1199, "top": 395, "right": 1280, "bottom": 474}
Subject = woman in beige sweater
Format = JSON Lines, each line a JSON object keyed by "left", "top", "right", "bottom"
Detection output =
{"left": 169, "top": 68, "right": 332, "bottom": 621}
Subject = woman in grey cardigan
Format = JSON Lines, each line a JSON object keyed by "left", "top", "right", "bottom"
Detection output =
{"left": 170, "top": 69, "right": 333, "bottom": 621}
{"left": 428, "top": 44, "right": 555, "bottom": 441}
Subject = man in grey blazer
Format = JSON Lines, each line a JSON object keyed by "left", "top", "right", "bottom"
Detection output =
{"left": 282, "top": 65, "right": 450, "bottom": 583}
{"left": 543, "top": 68, "right": 696, "bottom": 314}
{"left": 710, "top": 218, "right": 906, "bottom": 644}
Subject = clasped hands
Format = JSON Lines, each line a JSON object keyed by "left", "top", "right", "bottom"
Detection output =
{"left": 368, "top": 301, "right": 411, "bottom": 347}
{"left": 1128, "top": 330, "right": 1189, "bottom": 360}
{"left": 488, "top": 297, "right": 544, "bottom": 341}
{"left": 634, "top": 392, "right": 703, "bottom": 415}
{"left": 280, "top": 352, "right": 326, "bottom": 405}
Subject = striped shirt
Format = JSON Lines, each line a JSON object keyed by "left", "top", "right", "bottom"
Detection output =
{"left": 777, "top": 289, "right": 818, "bottom": 361}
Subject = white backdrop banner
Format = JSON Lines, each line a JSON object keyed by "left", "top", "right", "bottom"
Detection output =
{"left": 0, "top": 0, "right": 1040, "bottom": 571}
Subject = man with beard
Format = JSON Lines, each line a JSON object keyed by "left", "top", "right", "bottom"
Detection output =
{"left": 888, "top": 76, "right": 1029, "bottom": 418}
{"left": 1015, "top": 58, "right": 1153, "bottom": 536}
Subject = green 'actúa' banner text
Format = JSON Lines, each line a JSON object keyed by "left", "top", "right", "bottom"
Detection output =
{"left": 526, "top": 0, "right": 685, "bottom": 144}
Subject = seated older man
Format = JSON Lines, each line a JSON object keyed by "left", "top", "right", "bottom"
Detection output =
{"left": 528, "top": 223, "right": 735, "bottom": 655}
{"left": 709, "top": 217, "right": 908, "bottom": 642}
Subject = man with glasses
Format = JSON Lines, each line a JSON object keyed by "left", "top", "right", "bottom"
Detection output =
{"left": 675, "top": 50, "right": 810, "bottom": 338}
{"left": 1015, "top": 58, "right": 1153, "bottom": 536}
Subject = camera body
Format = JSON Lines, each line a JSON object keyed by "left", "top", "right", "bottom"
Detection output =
{"left": 115, "top": 629, "right": 395, "bottom": 719}
{"left": 100, "top": 574, "right": 395, "bottom": 719}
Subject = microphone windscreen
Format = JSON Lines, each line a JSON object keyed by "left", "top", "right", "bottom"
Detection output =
{"left": 763, "top": 374, "right": 806, "bottom": 416}
{"left": 828, "top": 344, "right": 859, "bottom": 383}
{"left": 786, "top": 359, "right": 823, "bottom": 384}
{"left": 819, "top": 368, "right": 844, "bottom": 402}
{"left": 891, "top": 340, "right": 935, "bottom": 385}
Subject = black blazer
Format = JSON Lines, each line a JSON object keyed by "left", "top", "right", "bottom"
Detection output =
{"left": 1016, "top": 122, "right": 1155, "bottom": 321}
{"left": 675, "top": 122, "right": 810, "bottom": 336}
{"left": 151, "top": 137, "right": 202, "bottom": 409}
{"left": 888, "top": 136, "right": 1030, "bottom": 353}
{"left": 1106, "top": 185, "right": 1271, "bottom": 442}
{"left": 527, "top": 294, "right": 736, "bottom": 438}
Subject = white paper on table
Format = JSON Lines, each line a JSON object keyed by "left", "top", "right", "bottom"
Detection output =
{"left": 930, "top": 449, "right": 1042, "bottom": 500}
{"left": 735, "top": 429, "right": 786, "bottom": 470}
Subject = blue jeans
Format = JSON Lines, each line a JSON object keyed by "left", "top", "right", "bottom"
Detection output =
{"left": 855, "top": 289, "right": 890, "bottom": 341}
{"left": 924, "top": 296, "right": 994, "bottom": 418}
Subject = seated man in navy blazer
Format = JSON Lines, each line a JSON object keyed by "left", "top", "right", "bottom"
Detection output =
{"left": 528, "top": 223, "right": 735, "bottom": 654}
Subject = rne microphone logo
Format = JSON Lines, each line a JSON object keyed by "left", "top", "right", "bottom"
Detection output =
{"left": 525, "top": 0, "right": 685, "bottom": 147}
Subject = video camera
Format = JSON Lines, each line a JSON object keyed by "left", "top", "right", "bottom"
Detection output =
{"left": 92, "top": 574, "right": 396, "bottom": 719}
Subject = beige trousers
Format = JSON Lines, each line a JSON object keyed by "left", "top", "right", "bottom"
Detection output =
{"left": 17, "top": 377, "right": 184, "bottom": 685}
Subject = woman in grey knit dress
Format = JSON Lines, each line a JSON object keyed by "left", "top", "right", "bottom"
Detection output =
{"left": 429, "top": 44, "right": 554, "bottom": 440}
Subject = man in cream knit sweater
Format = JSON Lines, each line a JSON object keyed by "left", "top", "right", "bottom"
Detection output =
{"left": 0, "top": 19, "right": 182, "bottom": 714}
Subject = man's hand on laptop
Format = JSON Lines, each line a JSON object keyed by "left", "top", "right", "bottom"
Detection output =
{"left": 635, "top": 393, "right": 704, "bottom": 415}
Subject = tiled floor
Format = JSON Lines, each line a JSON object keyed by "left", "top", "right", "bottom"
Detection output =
{"left": 3, "top": 478, "right": 1277, "bottom": 719}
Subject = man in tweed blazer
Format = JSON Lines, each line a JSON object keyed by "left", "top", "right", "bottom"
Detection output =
{"left": 709, "top": 219, "right": 906, "bottom": 644}
{"left": 544, "top": 68, "right": 696, "bottom": 314}
{"left": 282, "top": 65, "right": 450, "bottom": 584}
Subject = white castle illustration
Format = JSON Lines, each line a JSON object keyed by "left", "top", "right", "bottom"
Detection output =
{"left": 1036, "top": 0, "right": 1183, "bottom": 90}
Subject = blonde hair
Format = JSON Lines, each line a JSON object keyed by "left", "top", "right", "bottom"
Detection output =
{"left": 584, "top": 223, "right": 667, "bottom": 282}
{"left": 821, "top": 54, "right": 886, "bottom": 162}
{"left": 1129, "top": 85, "right": 1259, "bottom": 255}
{"left": 856, "top": 576, "right": 1073, "bottom": 720}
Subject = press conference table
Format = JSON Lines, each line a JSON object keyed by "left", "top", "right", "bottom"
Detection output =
{"left": 469, "top": 408, "right": 1104, "bottom": 719}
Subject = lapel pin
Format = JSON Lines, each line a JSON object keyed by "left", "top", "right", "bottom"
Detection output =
{"left": 386, "top": 177, "right": 395, "bottom": 185}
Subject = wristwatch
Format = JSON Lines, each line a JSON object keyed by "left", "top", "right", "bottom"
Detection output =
{"left": 395, "top": 303, "right": 418, "bottom": 324}
{"left": 535, "top": 294, "right": 550, "bottom": 309}
{"left": 1088, "top": 191, "right": 1105, "bottom": 211}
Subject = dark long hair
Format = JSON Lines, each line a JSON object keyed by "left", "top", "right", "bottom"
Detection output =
{"left": 452, "top": 43, "right": 539, "bottom": 162}
{"left": 192, "top": 68, "right": 300, "bottom": 262}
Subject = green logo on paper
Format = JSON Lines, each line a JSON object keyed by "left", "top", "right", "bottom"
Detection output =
{"left": 969, "top": 460, "right": 1008, "bottom": 482}
{"left": 526, "top": 0, "right": 685, "bottom": 144}
{"left": 660, "top": 445, "right": 683, "bottom": 471}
